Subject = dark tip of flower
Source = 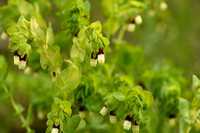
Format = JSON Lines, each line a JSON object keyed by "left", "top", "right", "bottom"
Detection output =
{"left": 169, "top": 114, "right": 176, "bottom": 118}
{"left": 138, "top": 82, "right": 146, "bottom": 90}
{"left": 79, "top": 106, "right": 84, "bottom": 111}
{"left": 134, "top": 120, "right": 138, "bottom": 125}
{"left": 14, "top": 51, "right": 19, "bottom": 56}
{"left": 125, "top": 115, "right": 132, "bottom": 121}
{"left": 53, "top": 125, "right": 59, "bottom": 129}
{"left": 110, "top": 111, "right": 115, "bottom": 116}
{"left": 20, "top": 54, "right": 27, "bottom": 61}
{"left": 130, "top": 20, "right": 135, "bottom": 24}
{"left": 98, "top": 48, "right": 104, "bottom": 55}
{"left": 52, "top": 71, "right": 56, "bottom": 77}
{"left": 74, "top": 33, "right": 78, "bottom": 37}
{"left": 91, "top": 52, "right": 97, "bottom": 59}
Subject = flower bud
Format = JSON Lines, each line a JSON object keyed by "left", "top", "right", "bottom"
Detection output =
{"left": 18, "top": 54, "right": 27, "bottom": 69}
{"left": 123, "top": 115, "right": 132, "bottom": 130}
{"left": 37, "top": 110, "right": 45, "bottom": 120}
{"left": 135, "top": 15, "right": 143, "bottom": 25}
{"left": 24, "top": 66, "right": 31, "bottom": 74}
{"left": 73, "top": 34, "right": 78, "bottom": 44}
{"left": 109, "top": 111, "right": 117, "bottom": 124}
{"left": 13, "top": 52, "right": 20, "bottom": 65}
{"left": 98, "top": 48, "right": 105, "bottom": 64}
{"left": 79, "top": 107, "right": 86, "bottom": 119}
{"left": 160, "top": 2, "right": 168, "bottom": 11}
{"left": 169, "top": 114, "right": 176, "bottom": 127}
{"left": 100, "top": 105, "right": 107, "bottom": 116}
{"left": 90, "top": 52, "right": 97, "bottom": 67}
{"left": 51, "top": 127, "right": 59, "bottom": 133}
{"left": 127, "top": 22, "right": 136, "bottom": 32}
{"left": 132, "top": 121, "right": 139, "bottom": 133}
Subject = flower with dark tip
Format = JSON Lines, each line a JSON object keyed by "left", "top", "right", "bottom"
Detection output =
{"left": 100, "top": 105, "right": 107, "bottom": 116}
{"left": 97, "top": 48, "right": 105, "bottom": 64}
{"left": 127, "top": 20, "right": 136, "bottom": 32}
{"left": 109, "top": 111, "right": 117, "bottom": 124}
{"left": 18, "top": 54, "right": 27, "bottom": 69}
{"left": 79, "top": 106, "right": 86, "bottom": 119}
{"left": 90, "top": 52, "right": 97, "bottom": 67}
{"left": 132, "top": 121, "right": 139, "bottom": 133}
{"left": 13, "top": 52, "right": 20, "bottom": 65}
{"left": 51, "top": 126, "right": 59, "bottom": 133}
{"left": 123, "top": 115, "right": 132, "bottom": 130}
{"left": 169, "top": 114, "right": 176, "bottom": 127}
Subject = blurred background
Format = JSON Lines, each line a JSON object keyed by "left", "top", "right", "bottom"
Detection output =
{"left": 0, "top": 0, "right": 200, "bottom": 132}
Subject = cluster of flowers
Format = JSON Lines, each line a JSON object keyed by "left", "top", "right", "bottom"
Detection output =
{"left": 90, "top": 48, "right": 105, "bottom": 67}
{"left": 127, "top": 15, "right": 143, "bottom": 32}
{"left": 13, "top": 52, "right": 27, "bottom": 69}
{"left": 100, "top": 105, "right": 139, "bottom": 132}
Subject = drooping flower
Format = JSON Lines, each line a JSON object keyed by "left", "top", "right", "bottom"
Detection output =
{"left": 18, "top": 54, "right": 27, "bottom": 69}
{"left": 100, "top": 105, "right": 107, "bottom": 116}
{"left": 109, "top": 111, "right": 117, "bottom": 124}
{"left": 135, "top": 15, "right": 143, "bottom": 25}
{"left": 13, "top": 52, "right": 20, "bottom": 65}
{"left": 97, "top": 48, "right": 105, "bottom": 64}
{"left": 123, "top": 115, "right": 132, "bottom": 130}
{"left": 90, "top": 52, "right": 97, "bottom": 67}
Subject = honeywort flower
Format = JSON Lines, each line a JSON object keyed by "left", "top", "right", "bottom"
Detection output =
{"left": 51, "top": 127, "right": 59, "bottom": 133}
{"left": 13, "top": 52, "right": 20, "bottom": 65}
{"left": 97, "top": 48, "right": 105, "bottom": 64}
{"left": 132, "top": 121, "right": 139, "bottom": 133}
{"left": 109, "top": 111, "right": 117, "bottom": 124}
{"left": 123, "top": 115, "right": 132, "bottom": 130}
{"left": 79, "top": 107, "right": 86, "bottom": 119}
{"left": 135, "top": 15, "right": 143, "bottom": 25}
{"left": 100, "top": 105, "right": 107, "bottom": 116}
{"left": 18, "top": 54, "right": 27, "bottom": 69}
{"left": 127, "top": 21, "right": 136, "bottom": 32}
{"left": 169, "top": 114, "right": 176, "bottom": 127}
{"left": 90, "top": 52, "right": 97, "bottom": 67}
{"left": 160, "top": 2, "right": 168, "bottom": 11}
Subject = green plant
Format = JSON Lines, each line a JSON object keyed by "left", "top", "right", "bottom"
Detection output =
{"left": 0, "top": 0, "right": 199, "bottom": 133}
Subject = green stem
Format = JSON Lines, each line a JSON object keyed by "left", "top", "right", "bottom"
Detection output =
{"left": 117, "top": 26, "right": 126, "bottom": 42}
{"left": 185, "top": 125, "right": 191, "bottom": 133}
{"left": 1, "top": 82, "right": 32, "bottom": 132}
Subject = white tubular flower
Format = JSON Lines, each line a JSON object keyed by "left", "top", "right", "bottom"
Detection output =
{"left": 37, "top": 111, "right": 44, "bottom": 120}
{"left": 73, "top": 36, "right": 78, "bottom": 44}
{"left": 169, "top": 114, "right": 176, "bottom": 127}
{"left": 160, "top": 2, "right": 168, "bottom": 11}
{"left": 1, "top": 32, "right": 8, "bottom": 40}
{"left": 132, "top": 121, "right": 139, "bottom": 133}
{"left": 90, "top": 53, "right": 97, "bottom": 67}
{"left": 169, "top": 118, "right": 176, "bottom": 127}
{"left": 51, "top": 127, "right": 59, "bottom": 133}
{"left": 14, "top": 52, "right": 20, "bottom": 65}
{"left": 127, "top": 23, "right": 136, "bottom": 32}
{"left": 109, "top": 111, "right": 117, "bottom": 124}
{"left": 100, "top": 105, "right": 107, "bottom": 116}
{"left": 90, "top": 59, "right": 97, "bottom": 67}
{"left": 79, "top": 107, "right": 86, "bottom": 119}
{"left": 18, "top": 54, "right": 27, "bottom": 70}
{"left": 79, "top": 111, "right": 86, "bottom": 119}
{"left": 123, "top": 120, "right": 132, "bottom": 130}
{"left": 135, "top": 15, "right": 143, "bottom": 25}
{"left": 123, "top": 116, "right": 132, "bottom": 130}
{"left": 97, "top": 48, "right": 105, "bottom": 64}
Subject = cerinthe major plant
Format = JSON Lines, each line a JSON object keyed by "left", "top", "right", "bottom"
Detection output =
{"left": 0, "top": 0, "right": 199, "bottom": 133}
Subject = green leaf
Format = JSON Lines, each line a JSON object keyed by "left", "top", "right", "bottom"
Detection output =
{"left": 143, "top": 91, "right": 154, "bottom": 110}
{"left": 17, "top": 16, "right": 30, "bottom": 38}
{"left": 55, "top": 63, "right": 82, "bottom": 93}
{"left": 192, "top": 75, "right": 200, "bottom": 92}
{"left": 7, "top": 26, "right": 18, "bottom": 36}
{"left": 66, "top": 115, "right": 81, "bottom": 133}
{"left": 11, "top": 33, "right": 27, "bottom": 44}
{"left": 113, "top": 91, "right": 126, "bottom": 102}
{"left": 89, "top": 21, "right": 102, "bottom": 33}
{"left": 63, "top": 101, "right": 72, "bottom": 116}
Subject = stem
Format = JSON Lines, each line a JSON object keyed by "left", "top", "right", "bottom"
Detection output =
{"left": 1, "top": 82, "right": 32, "bottom": 132}
{"left": 185, "top": 125, "right": 191, "bottom": 133}
{"left": 117, "top": 26, "right": 126, "bottom": 42}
